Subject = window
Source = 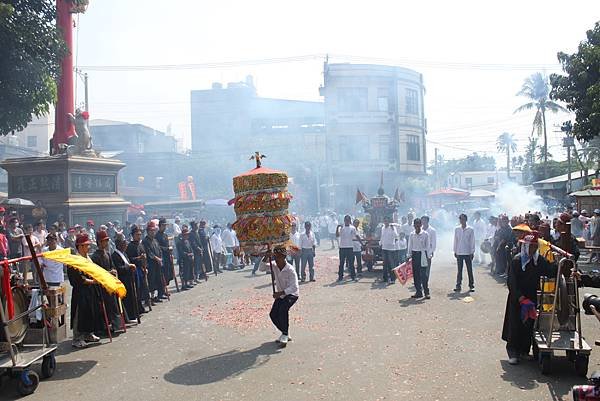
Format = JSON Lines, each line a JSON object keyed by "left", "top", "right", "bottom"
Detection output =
{"left": 406, "top": 88, "right": 419, "bottom": 115}
{"left": 27, "top": 136, "right": 37, "bottom": 148}
{"left": 407, "top": 135, "right": 420, "bottom": 161}
{"left": 487, "top": 176, "right": 495, "bottom": 184}
{"left": 339, "top": 135, "right": 369, "bottom": 160}
{"left": 377, "top": 88, "right": 389, "bottom": 112}
{"left": 465, "top": 177, "right": 473, "bottom": 188}
{"left": 338, "top": 88, "right": 368, "bottom": 112}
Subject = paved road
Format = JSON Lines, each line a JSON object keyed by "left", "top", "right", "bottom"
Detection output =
{"left": 1, "top": 247, "right": 598, "bottom": 401}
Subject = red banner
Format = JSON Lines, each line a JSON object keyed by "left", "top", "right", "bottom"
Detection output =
{"left": 178, "top": 182, "right": 188, "bottom": 200}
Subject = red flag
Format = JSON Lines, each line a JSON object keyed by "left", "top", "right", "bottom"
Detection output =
{"left": 188, "top": 182, "right": 197, "bottom": 200}
{"left": 2, "top": 261, "right": 13, "bottom": 319}
{"left": 356, "top": 188, "right": 368, "bottom": 204}
{"left": 393, "top": 259, "right": 413, "bottom": 285}
{"left": 178, "top": 182, "right": 188, "bottom": 200}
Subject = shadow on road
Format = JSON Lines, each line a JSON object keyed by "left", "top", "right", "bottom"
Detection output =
{"left": 370, "top": 280, "right": 388, "bottom": 290}
{"left": 164, "top": 342, "right": 281, "bottom": 386}
{"left": 499, "top": 359, "right": 585, "bottom": 401}
{"left": 47, "top": 360, "right": 98, "bottom": 381}
{"left": 398, "top": 297, "right": 424, "bottom": 307}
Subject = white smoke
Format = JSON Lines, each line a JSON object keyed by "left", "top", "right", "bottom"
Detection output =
{"left": 491, "top": 182, "right": 545, "bottom": 217}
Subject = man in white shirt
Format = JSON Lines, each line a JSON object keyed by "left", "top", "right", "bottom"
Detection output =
{"left": 299, "top": 221, "right": 317, "bottom": 281}
{"left": 328, "top": 214, "right": 339, "bottom": 249}
{"left": 337, "top": 215, "right": 357, "bottom": 282}
{"left": 288, "top": 223, "right": 302, "bottom": 275}
{"left": 407, "top": 218, "right": 431, "bottom": 298}
{"left": 453, "top": 213, "right": 476, "bottom": 292}
{"left": 486, "top": 216, "right": 499, "bottom": 268}
{"left": 210, "top": 225, "right": 224, "bottom": 272}
{"left": 400, "top": 216, "right": 412, "bottom": 238}
{"left": 472, "top": 212, "right": 487, "bottom": 265}
{"left": 40, "top": 233, "right": 64, "bottom": 287}
{"left": 421, "top": 215, "right": 436, "bottom": 293}
{"left": 259, "top": 246, "right": 299, "bottom": 346}
{"left": 32, "top": 221, "right": 48, "bottom": 248}
{"left": 221, "top": 223, "right": 237, "bottom": 269}
{"left": 379, "top": 216, "right": 399, "bottom": 284}
{"left": 352, "top": 219, "right": 365, "bottom": 276}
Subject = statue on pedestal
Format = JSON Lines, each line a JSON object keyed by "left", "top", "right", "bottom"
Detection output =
{"left": 64, "top": 109, "right": 98, "bottom": 157}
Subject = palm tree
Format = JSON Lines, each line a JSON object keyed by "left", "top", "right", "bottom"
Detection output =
{"left": 497, "top": 132, "right": 517, "bottom": 179}
{"left": 514, "top": 72, "right": 567, "bottom": 177}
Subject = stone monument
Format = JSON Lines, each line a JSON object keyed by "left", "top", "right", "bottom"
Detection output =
{"left": 1, "top": 155, "right": 129, "bottom": 226}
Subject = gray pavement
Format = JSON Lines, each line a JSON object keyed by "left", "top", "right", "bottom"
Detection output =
{"left": 1, "top": 248, "right": 599, "bottom": 401}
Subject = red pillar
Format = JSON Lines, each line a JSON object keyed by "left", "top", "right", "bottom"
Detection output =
{"left": 53, "top": 0, "right": 76, "bottom": 153}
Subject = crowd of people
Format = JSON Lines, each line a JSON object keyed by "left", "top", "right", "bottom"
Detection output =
{"left": 0, "top": 208, "right": 274, "bottom": 349}
{"left": 3, "top": 202, "right": 600, "bottom": 366}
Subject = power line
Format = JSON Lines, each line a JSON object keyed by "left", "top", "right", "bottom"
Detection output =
{"left": 77, "top": 53, "right": 562, "bottom": 72}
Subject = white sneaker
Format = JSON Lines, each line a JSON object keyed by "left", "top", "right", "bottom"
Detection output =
{"left": 84, "top": 333, "right": 100, "bottom": 343}
{"left": 508, "top": 357, "right": 519, "bottom": 365}
{"left": 279, "top": 334, "right": 289, "bottom": 344}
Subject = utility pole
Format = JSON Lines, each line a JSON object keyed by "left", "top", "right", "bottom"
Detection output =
{"left": 561, "top": 121, "right": 574, "bottom": 194}
{"left": 84, "top": 72, "right": 89, "bottom": 113}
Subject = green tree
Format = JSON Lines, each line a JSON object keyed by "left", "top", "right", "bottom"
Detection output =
{"left": 550, "top": 22, "right": 600, "bottom": 142}
{"left": 514, "top": 72, "right": 567, "bottom": 176}
{"left": 0, "top": 0, "right": 65, "bottom": 135}
{"left": 496, "top": 132, "right": 517, "bottom": 179}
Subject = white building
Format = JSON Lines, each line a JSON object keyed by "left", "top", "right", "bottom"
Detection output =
{"left": 319, "top": 63, "right": 427, "bottom": 209}
{"left": 448, "top": 170, "right": 523, "bottom": 191}
{"left": 0, "top": 112, "right": 54, "bottom": 155}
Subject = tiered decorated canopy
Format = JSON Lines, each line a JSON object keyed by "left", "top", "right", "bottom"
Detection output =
{"left": 229, "top": 153, "right": 294, "bottom": 254}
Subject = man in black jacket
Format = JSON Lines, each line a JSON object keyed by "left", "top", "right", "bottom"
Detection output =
{"left": 156, "top": 218, "right": 174, "bottom": 285}
{"left": 143, "top": 221, "right": 165, "bottom": 302}
{"left": 126, "top": 226, "right": 150, "bottom": 312}
{"left": 91, "top": 230, "right": 124, "bottom": 334}
{"left": 176, "top": 225, "right": 195, "bottom": 289}
{"left": 112, "top": 237, "right": 139, "bottom": 323}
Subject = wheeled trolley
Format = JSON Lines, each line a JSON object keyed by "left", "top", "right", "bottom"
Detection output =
{"left": 534, "top": 258, "right": 591, "bottom": 376}
{"left": 0, "top": 285, "right": 58, "bottom": 396}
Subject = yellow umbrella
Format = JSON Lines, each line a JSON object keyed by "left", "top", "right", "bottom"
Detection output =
{"left": 42, "top": 248, "right": 126, "bottom": 298}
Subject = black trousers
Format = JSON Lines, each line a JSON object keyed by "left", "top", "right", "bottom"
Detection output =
{"left": 269, "top": 295, "right": 298, "bottom": 335}
{"left": 456, "top": 255, "right": 474, "bottom": 289}
{"left": 338, "top": 247, "right": 355, "bottom": 279}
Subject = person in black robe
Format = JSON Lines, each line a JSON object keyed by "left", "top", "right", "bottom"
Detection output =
{"left": 551, "top": 213, "right": 580, "bottom": 262}
{"left": 198, "top": 220, "right": 214, "bottom": 275}
{"left": 502, "top": 232, "right": 557, "bottom": 365}
{"left": 176, "top": 225, "right": 195, "bottom": 289}
{"left": 91, "top": 230, "right": 124, "bottom": 334}
{"left": 156, "top": 218, "right": 174, "bottom": 284}
{"left": 112, "top": 237, "right": 139, "bottom": 323}
{"left": 143, "top": 221, "right": 165, "bottom": 302}
{"left": 189, "top": 221, "right": 206, "bottom": 281}
{"left": 126, "top": 226, "right": 150, "bottom": 311}
{"left": 493, "top": 215, "right": 516, "bottom": 276}
{"left": 68, "top": 234, "right": 100, "bottom": 348}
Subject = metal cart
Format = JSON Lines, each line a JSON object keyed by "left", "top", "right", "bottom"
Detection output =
{"left": 0, "top": 291, "right": 58, "bottom": 396}
{"left": 533, "top": 258, "right": 591, "bottom": 376}
{"left": 0, "top": 236, "right": 59, "bottom": 396}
